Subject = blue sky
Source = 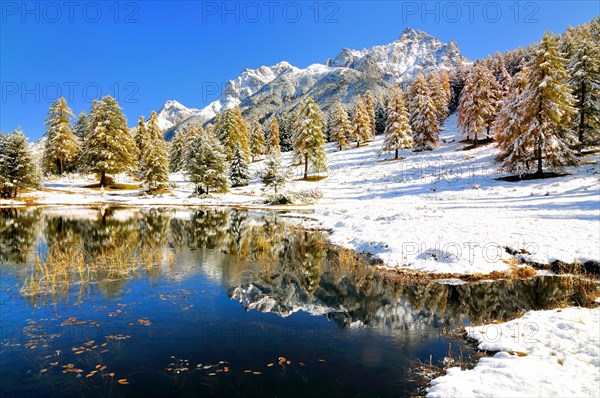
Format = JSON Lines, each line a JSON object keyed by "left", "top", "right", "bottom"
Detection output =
{"left": 1, "top": 1, "right": 598, "bottom": 140}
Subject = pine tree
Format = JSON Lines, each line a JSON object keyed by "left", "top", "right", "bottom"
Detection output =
{"left": 457, "top": 62, "right": 501, "bottom": 146}
{"left": 408, "top": 72, "right": 440, "bottom": 151}
{"left": 135, "top": 116, "right": 149, "bottom": 163}
{"left": 382, "top": 86, "right": 413, "bottom": 159}
{"left": 73, "top": 111, "right": 89, "bottom": 143}
{"left": 140, "top": 111, "right": 170, "bottom": 193}
{"left": 351, "top": 96, "right": 372, "bottom": 147}
{"left": 0, "top": 129, "right": 42, "bottom": 198}
{"left": 260, "top": 152, "right": 289, "bottom": 194}
{"left": 80, "top": 96, "right": 138, "bottom": 187}
{"left": 374, "top": 101, "right": 388, "bottom": 135}
{"left": 497, "top": 32, "right": 577, "bottom": 175}
{"left": 186, "top": 130, "right": 228, "bottom": 195}
{"left": 268, "top": 116, "right": 281, "bottom": 153}
{"left": 568, "top": 30, "right": 600, "bottom": 147}
{"left": 44, "top": 97, "right": 80, "bottom": 175}
{"left": 233, "top": 107, "right": 251, "bottom": 162}
{"left": 249, "top": 118, "right": 266, "bottom": 161}
{"left": 229, "top": 144, "right": 251, "bottom": 187}
{"left": 330, "top": 101, "right": 352, "bottom": 150}
{"left": 364, "top": 91, "right": 376, "bottom": 138}
{"left": 293, "top": 97, "right": 328, "bottom": 179}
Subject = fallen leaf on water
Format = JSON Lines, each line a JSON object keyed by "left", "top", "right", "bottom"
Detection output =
{"left": 117, "top": 379, "right": 129, "bottom": 385}
{"left": 86, "top": 373, "right": 95, "bottom": 378}
{"left": 75, "top": 350, "right": 84, "bottom": 355}
{"left": 286, "top": 361, "right": 291, "bottom": 365}
{"left": 253, "top": 372, "right": 262, "bottom": 375}
{"left": 299, "top": 362, "right": 306, "bottom": 366}
{"left": 100, "top": 366, "right": 107, "bottom": 371}
{"left": 96, "top": 364, "right": 101, "bottom": 369}
{"left": 267, "top": 363, "right": 274, "bottom": 367}
{"left": 50, "top": 362, "right": 59, "bottom": 366}
{"left": 244, "top": 370, "right": 252, "bottom": 373}
{"left": 208, "top": 373, "right": 217, "bottom": 376}
{"left": 101, "top": 343, "right": 107, "bottom": 347}
{"left": 40, "top": 369, "right": 48, "bottom": 373}
{"left": 318, "top": 359, "right": 326, "bottom": 363}
{"left": 109, "top": 372, "right": 115, "bottom": 377}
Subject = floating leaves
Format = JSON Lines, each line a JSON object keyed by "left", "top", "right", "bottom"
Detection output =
{"left": 117, "top": 379, "right": 129, "bottom": 385}
{"left": 137, "top": 318, "right": 152, "bottom": 326}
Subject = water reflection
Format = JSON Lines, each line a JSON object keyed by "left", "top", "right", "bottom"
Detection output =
{"left": 2, "top": 206, "right": 597, "bottom": 330}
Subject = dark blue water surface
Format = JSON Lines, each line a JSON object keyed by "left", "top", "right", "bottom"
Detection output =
{"left": 1, "top": 207, "right": 596, "bottom": 398}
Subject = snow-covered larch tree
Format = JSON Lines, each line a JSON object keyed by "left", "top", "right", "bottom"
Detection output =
{"left": 382, "top": 86, "right": 413, "bottom": 159}
{"left": 186, "top": 130, "right": 228, "bottom": 195}
{"left": 260, "top": 151, "right": 289, "bottom": 194}
{"left": 293, "top": 97, "right": 327, "bottom": 179}
{"left": 140, "top": 111, "right": 170, "bottom": 193}
{"left": 408, "top": 72, "right": 440, "bottom": 151}
{"left": 457, "top": 62, "right": 501, "bottom": 146}
{"left": 351, "top": 96, "right": 372, "bottom": 147}
{"left": 497, "top": 32, "right": 578, "bottom": 175}
{"left": 80, "top": 96, "right": 138, "bottom": 187}
{"left": 249, "top": 118, "right": 266, "bottom": 161}
{"left": 169, "top": 128, "right": 187, "bottom": 172}
{"left": 364, "top": 91, "right": 376, "bottom": 137}
{"left": 73, "top": 110, "right": 89, "bottom": 143}
{"left": 229, "top": 144, "right": 251, "bottom": 187}
{"left": 44, "top": 97, "right": 80, "bottom": 175}
{"left": 268, "top": 117, "right": 280, "bottom": 154}
{"left": 330, "top": 101, "right": 352, "bottom": 150}
{"left": 135, "top": 116, "right": 149, "bottom": 164}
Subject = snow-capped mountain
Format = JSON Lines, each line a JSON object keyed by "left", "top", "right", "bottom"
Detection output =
{"left": 155, "top": 100, "right": 201, "bottom": 131}
{"left": 329, "top": 27, "right": 468, "bottom": 82}
{"left": 164, "top": 27, "right": 470, "bottom": 137}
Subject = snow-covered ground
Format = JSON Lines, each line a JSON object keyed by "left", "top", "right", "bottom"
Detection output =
{"left": 3, "top": 114, "right": 599, "bottom": 276}
{"left": 427, "top": 307, "right": 600, "bottom": 397}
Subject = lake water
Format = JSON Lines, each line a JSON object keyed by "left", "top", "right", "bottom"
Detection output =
{"left": 1, "top": 207, "right": 597, "bottom": 397}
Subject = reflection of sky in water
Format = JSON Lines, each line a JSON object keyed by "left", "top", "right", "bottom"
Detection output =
{"left": 0, "top": 207, "right": 597, "bottom": 397}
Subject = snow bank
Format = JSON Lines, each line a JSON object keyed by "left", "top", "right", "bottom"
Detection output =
{"left": 427, "top": 307, "right": 600, "bottom": 397}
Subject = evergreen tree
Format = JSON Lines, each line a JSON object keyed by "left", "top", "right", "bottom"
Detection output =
{"left": 249, "top": 118, "right": 266, "bottom": 161}
{"left": 233, "top": 107, "right": 251, "bottom": 161}
{"left": 364, "top": 91, "right": 376, "bottom": 137}
{"left": 568, "top": 30, "right": 600, "bottom": 147}
{"left": 457, "top": 62, "right": 501, "bottom": 146}
{"left": 140, "top": 111, "right": 170, "bottom": 193}
{"left": 0, "top": 129, "right": 42, "bottom": 198}
{"left": 497, "top": 32, "right": 577, "bottom": 175}
{"left": 330, "top": 101, "right": 352, "bottom": 150}
{"left": 374, "top": 101, "right": 388, "bottom": 135}
{"left": 229, "top": 144, "right": 251, "bottom": 187}
{"left": 73, "top": 110, "right": 89, "bottom": 143}
{"left": 382, "top": 86, "right": 413, "bottom": 159}
{"left": 293, "top": 97, "right": 328, "bottom": 179}
{"left": 80, "top": 96, "right": 138, "bottom": 187}
{"left": 408, "top": 72, "right": 440, "bottom": 151}
{"left": 277, "top": 110, "right": 296, "bottom": 152}
{"left": 44, "top": 97, "right": 80, "bottom": 175}
{"left": 169, "top": 128, "right": 187, "bottom": 172}
{"left": 350, "top": 96, "right": 372, "bottom": 147}
{"left": 267, "top": 117, "right": 280, "bottom": 154}
{"left": 186, "top": 130, "right": 228, "bottom": 195}
{"left": 260, "top": 152, "right": 289, "bottom": 194}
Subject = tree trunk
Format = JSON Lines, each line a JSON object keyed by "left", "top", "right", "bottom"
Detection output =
{"left": 536, "top": 142, "right": 543, "bottom": 175}
{"left": 57, "top": 158, "right": 63, "bottom": 175}
{"left": 474, "top": 131, "right": 478, "bottom": 147}
{"left": 356, "top": 140, "right": 360, "bottom": 148}
{"left": 100, "top": 170, "right": 106, "bottom": 188}
{"left": 304, "top": 154, "right": 308, "bottom": 179}
{"left": 395, "top": 148, "right": 398, "bottom": 160}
